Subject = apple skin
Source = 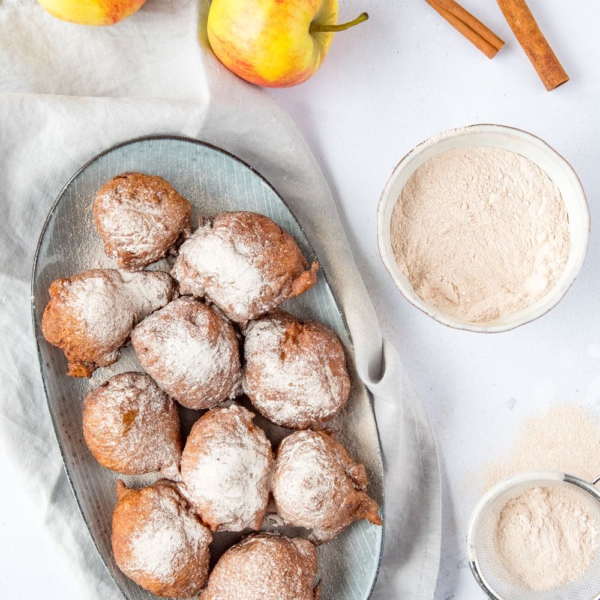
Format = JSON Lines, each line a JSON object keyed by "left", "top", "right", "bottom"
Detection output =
{"left": 207, "top": 0, "right": 338, "bottom": 88}
{"left": 37, "top": 0, "right": 147, "bottom": 26}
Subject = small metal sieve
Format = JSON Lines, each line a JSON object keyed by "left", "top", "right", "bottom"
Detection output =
{"left": 467, "top": 470, "right": 600, "bottom": 600}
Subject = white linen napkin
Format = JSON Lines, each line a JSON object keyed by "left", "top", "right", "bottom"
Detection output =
{"left": 0, "top": 1, "right": 441, "bottom": 598}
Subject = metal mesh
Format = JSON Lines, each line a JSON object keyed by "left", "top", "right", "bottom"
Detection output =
{"left": 468, "top": 474, "right": 600, "bottom": 600}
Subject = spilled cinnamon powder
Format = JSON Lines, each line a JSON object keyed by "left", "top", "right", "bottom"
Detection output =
{"left": 484, "top": 405, "right": 600, "bottom": 490}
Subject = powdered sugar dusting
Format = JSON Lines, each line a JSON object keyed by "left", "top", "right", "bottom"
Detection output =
{"left": 243, "top": 312, "right": 350, "bottom": 429}
{"left": 181, "top": 404, "right": 273, "bottom": 532}
{"left": 172, "top": 220, "right": 267, "bottom": 320}
{"left": 42, "top": 269, "right": 177, "bottom": 375}
{"left": 83, "top": 372, "right": 180, "bottom": 475}
{"left": 201, "top": 533, "right": 320, "bottom": 600}
{"left": 94, "top": 173, "right": 192, "bottom": 271}
{"left": 68, "top": 271, "right": 133, "bottom": 348}
{"left": 69, "top": 270, "right": 175, "bottom": 347}
{"left": 171, "top": 213, "right": 318, "bottom": 323}
{"left": 126, "top": 485, "right": 211, "bottom": 585}
{"left": 100, "top": 203, "right": 171, "bottom": 256}
{"left": 272, "top": 430, "right": 381, "bottom": 542}
{"left": 120, "top": 270, "right": 178, "bottom": 317}
{"left": 274, "top": 432, "right": 344, "bottom": 526}
{"left": 174, "top": 223, "right": 265, "bottom": 311}
{"left": 131, "top": 297, "right": 241, "bottom": 410}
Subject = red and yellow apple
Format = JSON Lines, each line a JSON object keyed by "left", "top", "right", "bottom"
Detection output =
{"left": 37, "top": 0, "right": 147, "bottom": 26}
{"left": 207, "top": 0, "right": 368, "bottom": 88}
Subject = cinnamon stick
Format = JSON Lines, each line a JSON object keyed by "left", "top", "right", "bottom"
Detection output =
{"left": 497, "top": 0, "right": 569, "bottom": 91}
{"left": 425, "top": 0, "right": 504, "bottom": 59}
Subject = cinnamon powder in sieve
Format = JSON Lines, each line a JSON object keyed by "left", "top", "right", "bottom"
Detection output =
{"left": 496, "top": 485, "right": 598, "bottom": 591}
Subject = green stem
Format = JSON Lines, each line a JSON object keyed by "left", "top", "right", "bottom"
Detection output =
{"left": 309, "top": 12, "right": 369, "bottom": 33}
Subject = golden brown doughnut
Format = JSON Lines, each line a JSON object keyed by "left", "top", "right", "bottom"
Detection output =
{"left": 41, "top": 269, "right": 177, "bottom": 377}
{"left": 180, "top": 404, "right": 273, "bottom": 532}
{"left": 171, "top": 212, "right": 319, "bottom": 323}
{"left": 83, "top": 372, "right": 181, "bottom": 476}
{"left": 200, "top": 533, "right": 321, "bottom": 600}
{"left": 112, "top": 480, "right": 212, "bottom": 598}
{"left": 243, "top": 310, "right": 350, "bottom": 429}
{"left": 94, "top": 172, "right": 192, "bottom": 271}
{"left": 272, "top": 430, "right": 382, "bottom": 543}
{"left": 131, "top": 297, "right": 241, "bottom": 410}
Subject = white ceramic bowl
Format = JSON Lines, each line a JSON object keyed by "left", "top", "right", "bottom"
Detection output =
{"left": 377, "top": 124, "right": 590, "bottom": 333}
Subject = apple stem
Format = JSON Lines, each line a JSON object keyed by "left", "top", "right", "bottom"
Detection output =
{"left": 309, "top": 12, "right": 369, "bottom": 33}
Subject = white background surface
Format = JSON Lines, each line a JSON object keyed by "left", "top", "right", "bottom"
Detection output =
{"left": 1, "top": 0, "right": 600, "bottom": 599}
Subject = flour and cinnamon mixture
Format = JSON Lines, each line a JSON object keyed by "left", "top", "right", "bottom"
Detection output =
{"left": 128, "top": 489, "right": 211, "bottom": 584}
{"left": 496, "top": 486, "right": 599, "bottom": 591}
{"left": 391, "top": 146, "right": 571, "bottom": 322}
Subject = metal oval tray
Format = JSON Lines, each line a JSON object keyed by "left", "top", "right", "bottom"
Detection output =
{"left": 31, "top": 136, "right": 384, "bottom": 600}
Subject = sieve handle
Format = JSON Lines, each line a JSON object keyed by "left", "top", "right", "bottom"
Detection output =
{"left": 593, "top": 476, "right": 600, "bottom": 486}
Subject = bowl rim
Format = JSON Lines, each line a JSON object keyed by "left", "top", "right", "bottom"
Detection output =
{"left": 376, "top": 123, "right": 591, "bottom": 334}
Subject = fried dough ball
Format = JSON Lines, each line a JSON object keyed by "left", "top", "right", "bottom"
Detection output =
{"left": 180, "top": 404, "right": 273, "bottom": 532}
{"left": 200, "top": 533, "right": 321, "bottom": 600}
{"left": 131, "top": 297, "right": 241, "bottom": 410}
{"left": 171, "top": 212, "right": 319, "bottom": 323}
{"left": 273, "top": 430, "right": 382, "bottom": 543}
{"left": 112, "top": 480, "right": 212, "bottom": 598}
{"left": 41, "top": 269, "right": 177, "bottom": 377}
{"left": 94, "top": 173, "right": 192, "bottom": 271}
{"left": 83, "top": 372, "right": 181, "bottom": 476}
{"left": 243, "top": 311, "right": 351, "bottom": 429}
